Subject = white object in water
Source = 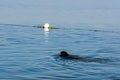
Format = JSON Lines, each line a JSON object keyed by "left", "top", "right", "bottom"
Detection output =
{"left": 44, "top": 23, "right": 49, "bottom": 31}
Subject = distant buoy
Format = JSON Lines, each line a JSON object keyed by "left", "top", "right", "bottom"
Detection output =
{"left": 44, "top": 23, "right": 50, "bottom": 31}
{"left": 34, "top": 23, "right": 57, "bottom": 30}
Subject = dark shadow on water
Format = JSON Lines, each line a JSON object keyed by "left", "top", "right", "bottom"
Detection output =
{"left": 74, "top": 28, "right": 119, "bottom": 34}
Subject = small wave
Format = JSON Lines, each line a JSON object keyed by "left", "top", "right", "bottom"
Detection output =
{"left": 107, "top": 76, "right": 120, "bottom": 80}
{"left": 53, "top": 54, "right": 112, "bottom": 64}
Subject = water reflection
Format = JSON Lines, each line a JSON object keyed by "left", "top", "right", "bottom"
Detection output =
{"left": 44, "top": 31, "right": 49, "bottom": 43}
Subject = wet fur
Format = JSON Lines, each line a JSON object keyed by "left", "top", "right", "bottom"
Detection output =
{"left": 58, "top": 51, "right": 110, "bottom": 63}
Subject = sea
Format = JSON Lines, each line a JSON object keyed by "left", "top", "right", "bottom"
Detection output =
{"left": 0, "top": 0, "right": 120, "bottom": 80}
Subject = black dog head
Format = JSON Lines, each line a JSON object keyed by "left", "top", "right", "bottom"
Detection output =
{"left": 60, "top": 51, "right": 69, "bottom": 57}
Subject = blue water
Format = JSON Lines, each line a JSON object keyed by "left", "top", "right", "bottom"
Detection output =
{"left": 0, "top": 0, "right": 120, "bottom": 80}
{"left": 0, "top": 24, "right": 120, "bottom": 80}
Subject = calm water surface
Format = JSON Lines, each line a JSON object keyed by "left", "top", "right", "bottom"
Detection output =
{"left": 0, "top": 0, "right": 120, "bottom": 80}
{"left": 0, "top": 23, "right": 120, "bottom": 80}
